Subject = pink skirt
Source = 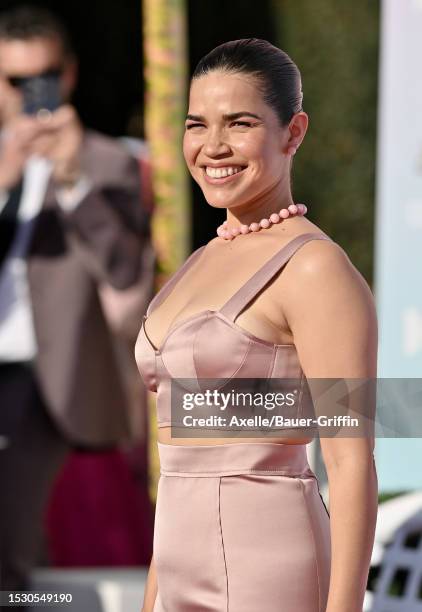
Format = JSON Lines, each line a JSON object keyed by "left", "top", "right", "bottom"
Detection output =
{"left": 153, "top": 441, "right": 331, "bottom": 612}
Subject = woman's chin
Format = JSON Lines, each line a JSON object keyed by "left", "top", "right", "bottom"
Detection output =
{"left": 202, "top": 189, "right": 248, "bottom": 210}
{"left": 204, "top": 197, "right": 240, "bottom": 210}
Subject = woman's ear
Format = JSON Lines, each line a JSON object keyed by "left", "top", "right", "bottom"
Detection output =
{"left": 284, "top": 111, "right": 308, "bottom": 155}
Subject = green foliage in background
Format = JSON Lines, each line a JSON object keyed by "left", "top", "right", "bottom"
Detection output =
{"left": 272, "top": 0, "right": 380, "bottom": 286}
{"left": 378, "top": 491, "right": 409, "bottom": 504}
{"left": 143, "top": 0, "right": 190, "bottom": 502}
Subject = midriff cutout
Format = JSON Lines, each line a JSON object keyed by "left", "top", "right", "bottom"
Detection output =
{"left": 157, "top": 427, "right": 314, "bottom": 446}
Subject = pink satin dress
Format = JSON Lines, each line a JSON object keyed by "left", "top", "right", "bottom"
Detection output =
{"left": 135, "top": 232, "right": 332, "bottom": 612}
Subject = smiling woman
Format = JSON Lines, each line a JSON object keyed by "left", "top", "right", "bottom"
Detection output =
{"left": 137, "top": 38, "right": 378, "bottom": 612}
{"left": 181, "top": 58, "right": 305, "bottom": 230}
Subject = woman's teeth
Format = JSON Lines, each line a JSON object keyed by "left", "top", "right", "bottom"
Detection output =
{"left": 205, "top": 166, "right": 244, "bottom": 178}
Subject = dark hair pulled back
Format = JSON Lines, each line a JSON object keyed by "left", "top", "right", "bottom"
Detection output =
{"left": 192, "top": 38, "right": 303, "bottom": 127}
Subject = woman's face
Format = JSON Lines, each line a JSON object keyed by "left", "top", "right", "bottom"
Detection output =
{"left": 183, "top": 70, "right": 291, "bottom": 211}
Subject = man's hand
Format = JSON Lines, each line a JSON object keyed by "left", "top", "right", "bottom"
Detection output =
{"left": 0, "top": 97, "right": 84, "bottom": 190}
{"left": 0, "top": 77, "right": 30, "bottom": 189}
{"left": 28, "top": 104, "right": 84, "bottom": 187}
{"left": 0, "top": 76, "right": 23, "bottom": 125}
{"left": 0, "top": 114, "right": 43, "bottom": 189}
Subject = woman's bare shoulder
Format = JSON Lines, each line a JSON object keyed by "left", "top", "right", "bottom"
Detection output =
{"left": 285, "top": 232, "right": 371, "bottom": 295}
{"left": 277, "top": 232, "right": 377, "bottom": 380}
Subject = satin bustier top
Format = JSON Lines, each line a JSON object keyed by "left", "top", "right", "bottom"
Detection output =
{"left": 135, "top": 232, "right": 332, "bottom": 428}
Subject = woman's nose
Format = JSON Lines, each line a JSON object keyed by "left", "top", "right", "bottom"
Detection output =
{"left": 202, "top": 129, "right": 231, "bottom": 157}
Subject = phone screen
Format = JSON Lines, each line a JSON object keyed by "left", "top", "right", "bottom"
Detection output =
{"left": 14, "top": 70, "right": 62, "bottom": 115}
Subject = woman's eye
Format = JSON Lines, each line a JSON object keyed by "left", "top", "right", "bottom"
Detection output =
{"left": 185, "top": 121, "right": 252, "bottom": 129}
{"left": 185, "top": 123, "right": 205, "bottom": 130}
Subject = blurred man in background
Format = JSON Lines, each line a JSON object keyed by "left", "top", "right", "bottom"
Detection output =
{"left": 0, "top": 4, "right": 151, "bottom": 595}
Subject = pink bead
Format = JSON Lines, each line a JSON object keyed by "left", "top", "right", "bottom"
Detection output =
{"left": 216, "top": 203, "right": 308, "bottom": 239}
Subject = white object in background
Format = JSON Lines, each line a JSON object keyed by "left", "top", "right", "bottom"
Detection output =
{"left": 30, "top": 567, "right": 148, "bottom": 612}
{"left": 366, "top": 492, "right": 422, "bottom": 611}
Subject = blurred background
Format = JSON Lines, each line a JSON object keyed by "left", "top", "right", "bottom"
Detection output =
{"left": 0, "top": 0, "right": 421, "bottom": 611}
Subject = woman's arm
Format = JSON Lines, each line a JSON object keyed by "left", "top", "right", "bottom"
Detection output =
{"left": 282, "top": 238, "right": 378, "bottom": 612}
{"left": 320, "top": 438, "right": 377, "bottom": 612}
{"left": 141, "top": 554, "right": 158, "bottom": 612}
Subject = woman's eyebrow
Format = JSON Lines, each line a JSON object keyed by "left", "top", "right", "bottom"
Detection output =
{"left": 185, "top": 111, "right": 262, "bottom": 122}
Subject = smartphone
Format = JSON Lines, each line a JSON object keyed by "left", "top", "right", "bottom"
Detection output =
{"left": 11, "top": 70, "right": 62, "bottom": 115}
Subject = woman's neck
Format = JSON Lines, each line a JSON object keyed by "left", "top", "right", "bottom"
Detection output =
{"left": 225, "top": 182, "right": 294, "bottom": 229}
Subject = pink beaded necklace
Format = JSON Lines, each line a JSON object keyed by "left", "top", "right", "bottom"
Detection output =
{"left": 216, "top": 203, "right": 308, "bottom": 240}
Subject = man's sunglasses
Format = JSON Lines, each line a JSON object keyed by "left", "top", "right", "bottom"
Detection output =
{"left": 5, "top": 67, "right": 63, "bottom": 89}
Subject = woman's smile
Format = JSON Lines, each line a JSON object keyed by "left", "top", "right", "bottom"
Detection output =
{"left": 202, "top": 164, "right": 247, "bottom": 184}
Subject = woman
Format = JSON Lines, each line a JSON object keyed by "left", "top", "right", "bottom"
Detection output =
{"left": 136, "top": 38, "right": 378, "bottom": 612}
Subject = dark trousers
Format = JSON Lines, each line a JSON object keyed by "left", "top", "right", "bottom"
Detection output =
{"left": 0, "top": 363, "right": 70, "bottom": 603}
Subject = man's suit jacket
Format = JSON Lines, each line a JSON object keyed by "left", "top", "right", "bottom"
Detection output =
{"left": 26, "top": 130, "right": 151, "bottom": 447}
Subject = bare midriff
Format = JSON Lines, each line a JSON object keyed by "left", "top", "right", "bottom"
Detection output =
{"left": 157, "top": 426, "right": 313, "bottom": 446}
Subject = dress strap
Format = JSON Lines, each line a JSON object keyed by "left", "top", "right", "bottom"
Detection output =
{"left": 219, "top": 232, "right": 333, "bottom": 322}
{"left": 146, "top": 245, "right": 206, "bottom": 316}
